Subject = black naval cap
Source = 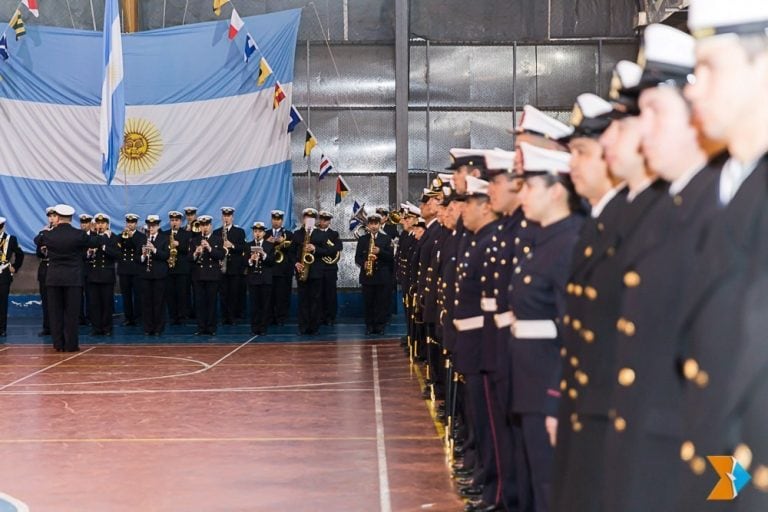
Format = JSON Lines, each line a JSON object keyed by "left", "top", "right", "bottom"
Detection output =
{"left": 125, "top": 213, "right": 140, "bottom": 222}
{"left": 252, "top": 221, "right": 266, "bottom": 230}
{"left": 221, "top": 206, "right": 235, "bottom": 215}
{"left": 145, "top": 214, "right": 161, "bottom": 225}
{"left": 94, "top": 213, "right": 110, "bottom": 223}
{"left": 446, "top": 148, "right": 489, "bottom": 171}
{"left": 271, "top": 210, "right": 285, "bottom": 219}
{"left": 183, "top": 206, "right": 197, "bottom": 215}
{"left": 79, "top": 213, "right": 93, "bottom": 222}
{"left": 302, "top": 208, "right": 318, "bottom": 218}
{"left": 637, "top": 24, "right": 696, "bottom": 92}
{"left": 318, "top": 210, "right": 333, "bottom": 220}
{"left": 367, "top": 213, "right": 383, "bottom": 224}
{"left": 168, "top": 210, "right": 183, "bottom": 219}
{"left": 197, "top": 215, "right": 213, "bottom": 225}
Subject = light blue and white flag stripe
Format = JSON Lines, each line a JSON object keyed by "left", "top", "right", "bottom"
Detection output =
{"left": 0, "top": 10, "right": 301, "bottom": 252}
{"left": 99, "top": 0, "right": 125, "bottom": 185}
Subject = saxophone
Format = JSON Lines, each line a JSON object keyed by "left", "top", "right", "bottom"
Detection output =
{"left": 297, "top": 227, "right": 314, "bottom": 282}
{"left": 365, "top": 234, "right": 376, "bottom": 277}
{"left": 220, "top": 225, "right": 229, "bottom": 274}
{"left": 168, "top": 230, "right": 178, "bottom": 269}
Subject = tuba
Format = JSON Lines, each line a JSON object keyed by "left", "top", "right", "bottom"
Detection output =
{"left": 297, "top": 227, "right": 314, "bottom": 282}
{"left": 364, "top": 233, "right": 376, "bottom": 277}
{"left": 168, "top": 230, "right": 178, "bottom": 269}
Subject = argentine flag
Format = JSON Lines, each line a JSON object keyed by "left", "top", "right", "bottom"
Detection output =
{"left": 100, "top": 0, "right": 125, "bottom": 185}
{"left": 0, "top": 10, "right": 300, "bottom": 252}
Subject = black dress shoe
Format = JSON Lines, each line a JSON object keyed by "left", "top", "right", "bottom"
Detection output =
{"left": 105, "top": 330, "right": 113, "bottom": 336}
{"left": 38, "top": 330, "right": 51, "bottom": 336}
{"left": 0, "top": 331, "right": 7, "bottom": 337}
{"left": 365, "top": 327, "right": 373, "bottom": 335}
{"left": 194, "top": 331, "right": 205, "bottom": 336}
{"left": 209, "top": 331, "right": 216, "bottom": 336}
{"left": 144, "top": 331, "right": 152, "bottom": 336}
{"left": 458, "top": 484, "right": 483, "bottom": 496}
{"left": 153, "top": 332, "right": 162, "bottom": 337}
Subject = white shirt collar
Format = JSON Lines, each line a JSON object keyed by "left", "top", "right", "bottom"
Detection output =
{"left": 590, "top": 184, "right": 623, "bottom": 219}
{"left": 719, "top": 157, "right": 760, "bottom": 206}
{"left": 669, "top": 163, "right": 705, "bottom": 196}
{"left": 627, "top": 178, "right": 652, "bottom": 203}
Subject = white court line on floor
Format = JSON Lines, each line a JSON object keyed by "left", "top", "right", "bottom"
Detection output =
{"left": 0, "top": 347, "right": 10, "bottom": 353}
{"left": 372, "top": 345, "right": 392, "bottom": 512}
{"left": 5, "top": 337, "right": 257, "bottom": 389}
{"left": 21, "top": 353, "right": 211, "bottom": 387}
{"left": 0, "top": 347, "right": 96, "bottom": 392}
{"left": 0, "top": 376, "right": 410, "bottom": 396}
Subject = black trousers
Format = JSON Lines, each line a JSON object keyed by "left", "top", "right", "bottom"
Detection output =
{"left": 79, "top": 282, "right": 89, "bottom": 324}
{"left": 0, "top": 277, "right": 9, "bottom": 333}
{"left": 87, "top": 282, "right": 114, "bottom": 334}
{"left": 270, "top": 275, "right": 292, "bottom": 324}
{"left": 219, "top": 274, "right": 242, "bottom": 323}
{"left": 512, "top": 413, "right": 554, "bottom": 512}
{"left": 194, "top": 280, "right": 219, "bottom": 333}
{"left": 297, "top": 278, "right": 322, "bottom": 333}
{"left": 166, "top": 273, "right": 190, "bottom": 323}
{"left": 141, "top": 278, "right": 166, "bottom": 334}
{"left": 119, "top": 273, "right": 142, "bottom": 322}
{"left": 248, "top": 284, "right": 272, "bottom": 333}
{"left": 48, "top": 285, "right": 82, "bottom": 351}
{"left": 320, "top": 270, "right": 338, "bottom": 323}
{"left": 362, "top": 283, "right": 389, "bottom": 330}
{"left": 39, "top": 280, "right": 49, "bottom": 332}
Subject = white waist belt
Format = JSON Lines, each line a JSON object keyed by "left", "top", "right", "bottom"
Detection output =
{"left": 453, "top": 315, "right": 484, "bottom": 332}
{"left": 494, "top": 310, "right": 515, "bottom": 328}
{"left": 512, "top": 319, "right": 558, "bottom": 339}
{"left": 481, "top": 297, "right": 498, "bottom": 312}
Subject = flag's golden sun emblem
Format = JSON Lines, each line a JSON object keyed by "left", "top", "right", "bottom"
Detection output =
{"left": 118, "top": 118, "right": 163, "bottom": 175}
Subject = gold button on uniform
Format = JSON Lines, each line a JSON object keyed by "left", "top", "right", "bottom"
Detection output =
{"left": 581, "top": 330, "right": 595, "bottom": 343}
{"left": 585, "top": 286, "right": 598, "bottom": 300}
{"left": 568, "top": 388, "right": 578, "bottom": 399}
{"left": 695, "top": 371, "right": 709, "bottom": 388}
{"left": 523, "top": 275, "right": 532, "bottom": 284}
{"left": 673, "top": 195, "right": 683, "bottom": 206}
{"left": 691, "top": 456, "right": 706, "bottom": 475}
{"left": 573, "top": 285, "right": 583, "bottom": 296}
{"left": 680, "top": 441, "right": 695, "bottom": 462}
{"left": 563, "top": 315, "right": 571, "bottom": 325}
{"left": 560, "top": 347, "right": 567, "bottom": 357}
{"left": 584, "top": 246, "right": 593, "bottom": 257}
{"left": 623, "top": 320, "right": 635, "bottom": 336}
{"left": 753, "top": 465, "right": 768, "bottom": 492}
{"left": 560, "top": 379, "right": 567, "bottom": 391}
{"left": 683, "top": 359, "right": 700, "bottom": 380}
{"left": 614, "top": 417, "right": 626, "bottom": 432}
{"left": 618, "top": 368, "right": 635, "bottom": 387}
{"left": 567, "top": 283, "right": 574, "bottom": 294}
{"left": 575, "top": 370, "right": 589, "bottom": 386}
{"left": 570, "top": 356, "right": 579, "bottom": 368}
{"left": 572, "top": 319, "right": 582, "bottom": 330}
{"left": 734, "top": 444, "right": 753, "bottom": 470}
{"left": 624, "top": 271, "right": 641, "bottom": 288}
{"left": 573, "top": 421, "right": 583, "bottom": 432}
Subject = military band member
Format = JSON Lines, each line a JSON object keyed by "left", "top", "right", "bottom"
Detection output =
{"left": 267, "top": 210, "right": 293, "bottom": 326}
{"left": 165, "top": 211, "right": 192, "bottom": 325}
{"left": 317, "top": 211, "right": 342, "bottom": 326}
{"left": 78, "top": 213, "right": 93, "bottom": 326}
{"left": 246, "top": 222, "right": 274, "bottom": 335}
{"left": 140, "top": 215, "right": 169, "bottom": 336}
{"left": 292, "top": 208, "right": 334, "bottom": 335}
{"left": 190, "top": 215, "right": 224, "bottom": 336}
{"left": 86, "top": 213, "right": 120, "bottom": 336}
{"left": 505, "top": 144, "right": 583, "bottom": 512}
{"left": 214, "top": 207, "right": 246, "bottom": 324}
{"left": 117, "top": 213, "right": 145, "bottom": 326}
{"left": 355, "top": 214, "right": 394, "bottom": 335}
{"left": 34, "top": 204, "right": 99, "bottom": 352}
{"left": 36, "top": 207, "right": 56, "bottom": 336}
{"left": 0, "top": 216, "right": 24, "bottom": 338}
{"left": 183, "top": 206, "right": 199, "bottom": 232}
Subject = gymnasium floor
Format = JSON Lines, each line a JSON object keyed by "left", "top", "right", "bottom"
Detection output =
{"left": 0, "top": 320, "right": 464, "bottom": 512}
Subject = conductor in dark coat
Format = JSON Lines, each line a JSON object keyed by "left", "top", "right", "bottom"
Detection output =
{"left": 355, "top": 214, "right": 394, "bottom": 335}
{"left": 34, "top": 204, "right": 99, "bottom": 352}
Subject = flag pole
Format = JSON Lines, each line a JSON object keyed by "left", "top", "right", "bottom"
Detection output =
{"left": 306, "top": 39, "right": 312, "bottom": 207}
